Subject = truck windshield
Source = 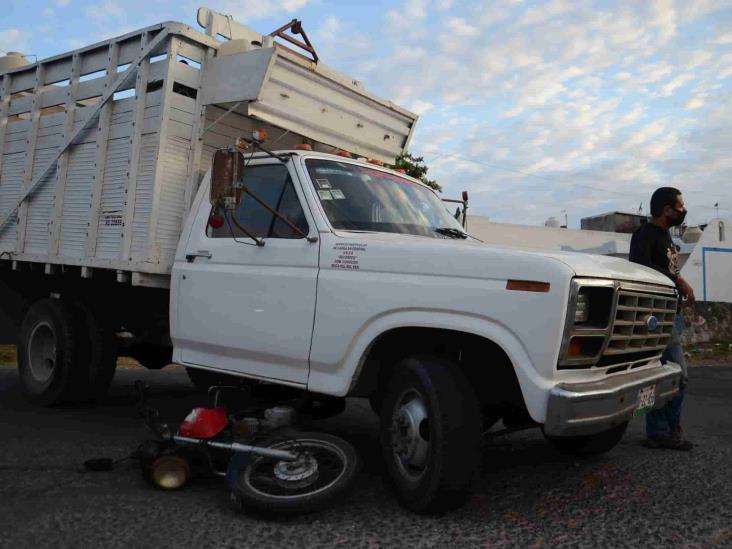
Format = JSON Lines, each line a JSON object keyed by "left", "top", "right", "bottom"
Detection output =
{"left": 304, "top": 159, "right": 465, "bottom": 238}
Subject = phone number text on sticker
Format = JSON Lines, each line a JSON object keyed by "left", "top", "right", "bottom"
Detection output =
{"left": 331, "top": 242, "right": 367, "bottom": 271}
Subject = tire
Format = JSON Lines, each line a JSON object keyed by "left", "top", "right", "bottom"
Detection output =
{"left": 228, "top": 431, "right": 360, "bottom": 515}
{"left": 379, "top": 356, "right": 481, "bottom": 514}
{"left": 70, "top": 301, "right": 118, "bottom": 401}
{"left": 544, "top": 422, "right": 629, "bottom": 456}
{"left": 186, "top": 367, "right": 248, "bottom": 393}
{"left": 17, "top": 299, "right": 81, "bottom": 406}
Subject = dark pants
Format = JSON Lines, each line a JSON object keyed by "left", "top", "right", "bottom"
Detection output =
{"left": 646, "top": 315, "right": 687, "bottom": 438}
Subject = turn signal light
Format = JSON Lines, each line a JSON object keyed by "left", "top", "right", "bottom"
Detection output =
{"left": 568, "top": 338, "right": 583, "bottom": 357}
{"left": 336, "top": 151, "right": 352, "bottom": 157}
{"left": 506, "top": 280, "right": 550, "bottom": 293}
{"left": 394, "top": 168, "right": 406, "bottom": 174}
{"left": 367, "top": 159, "right": 382, "bottom": 165}
{"left": 294, "top": 143, "right": 313, "bottom": 151}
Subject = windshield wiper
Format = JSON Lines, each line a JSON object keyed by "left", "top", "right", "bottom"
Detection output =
{"left": 434, "top": 227, "right": 468, "bottom": 239}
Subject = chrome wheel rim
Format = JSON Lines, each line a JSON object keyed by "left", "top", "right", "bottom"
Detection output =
{"left": 391, "top": 389, "right": 430, "bottom": 481}
{"left": 27, "top": 321, "right": 57, "bottom": 385}
{"left": 243, "top": 438, "right": 348, "bottom": 500}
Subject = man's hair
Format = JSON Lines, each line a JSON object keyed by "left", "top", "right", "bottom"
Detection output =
{"left": 650, "top": 187, "right": 681, "bottom": 217}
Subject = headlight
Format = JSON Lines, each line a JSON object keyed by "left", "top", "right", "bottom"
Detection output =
{"left": 574, "top": 291, "right": 590, "bottom": 323}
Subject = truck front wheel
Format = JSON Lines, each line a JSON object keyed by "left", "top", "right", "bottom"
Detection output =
{"left": 379, "top": 356, "right": 481, "bottom": 514}
{"left": 17, "top": 299, "right": 80, "bottom": 406}
{"left": 544, "top": 421, "right": 628, "bottom": 456}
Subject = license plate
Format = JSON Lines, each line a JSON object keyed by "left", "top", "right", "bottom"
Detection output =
{"left": 634, "top": 385, "right": 656, "bottom": 415}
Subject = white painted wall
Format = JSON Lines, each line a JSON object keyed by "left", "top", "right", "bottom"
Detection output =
{"left": 679, "top": 219, "right": 732, "bottom": 303}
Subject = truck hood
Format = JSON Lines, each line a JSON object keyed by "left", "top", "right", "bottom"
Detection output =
{"left": 330, "top": 231, "right": 674, "bottom": 288}
{"left": 529, "top": 249, "right": 674, "bottom": 287}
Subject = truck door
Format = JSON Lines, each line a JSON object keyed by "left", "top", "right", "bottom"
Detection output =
{"left": 173, "top": 161, "right": 318, "bottom": 385}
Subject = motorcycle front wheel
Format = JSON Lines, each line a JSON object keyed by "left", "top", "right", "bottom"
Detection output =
{"left": 228, "top": 431, "right": 360, "bottom": 514}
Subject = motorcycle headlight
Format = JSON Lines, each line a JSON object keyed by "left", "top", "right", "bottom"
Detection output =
{"left": 574, "top": 291, "right": 590, "bottom": 323}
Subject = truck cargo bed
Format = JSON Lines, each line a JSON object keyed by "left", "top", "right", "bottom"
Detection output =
{"left": 0, "top": 8, "right": 416, "bottom": 286}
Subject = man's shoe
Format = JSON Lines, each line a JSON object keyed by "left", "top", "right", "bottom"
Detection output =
{"left": 644, "top": 435, "right": 693, "bottom": 451}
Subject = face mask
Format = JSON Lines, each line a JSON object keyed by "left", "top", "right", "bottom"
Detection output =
{"left": 668, "top": 208, "right": 687, "bottom": 227}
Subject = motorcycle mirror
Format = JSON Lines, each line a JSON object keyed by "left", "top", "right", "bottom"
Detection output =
{"left": 211, "top": 149, "right": 245, "bottom": 210}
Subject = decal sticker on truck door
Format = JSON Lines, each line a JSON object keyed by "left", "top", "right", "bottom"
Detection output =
{"left": 331, "top": 242, "right": 367, "bottom": 270}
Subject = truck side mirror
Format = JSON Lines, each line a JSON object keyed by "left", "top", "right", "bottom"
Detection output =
{"left": 210, "top": 149, "right": 245, "bottom": 209}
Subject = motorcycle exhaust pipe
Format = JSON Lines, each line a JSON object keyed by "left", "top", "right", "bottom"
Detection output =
{"left": 173, "top": 435, "right": 299, "bottom": 461}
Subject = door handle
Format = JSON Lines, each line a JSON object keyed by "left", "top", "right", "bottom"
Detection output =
{"left": 185, "top": 250, "right": 212, "bottom": 262}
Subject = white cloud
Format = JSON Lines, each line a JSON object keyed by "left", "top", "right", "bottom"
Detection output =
{"left": 55, "top": 0, "right": 71, "bottom": 6}
{"left": 685, "top": 97, "right": 705, "bottom": 110}
{"left": 317, "top": 16, "right": 341, "bottom": 42}
{"left": 446, "top": 18, "right": 479, "bottom": 37}
{"left": 203, "top": 0, "right": 313, "bottom": 22}
{"left": 410, "top": 100, "right": 434, "bottom": 115}
{"left": 716, "top": 31, "right": 732, "bottom": 45}
{"left": 85, "top": 1, "right": 124, "bottom": 20}
{"left": 659, "top": 73, "right": 695, "bottom": 95}
{"left": 0, "top": 28, "right": 29, "bottom": 54}
{"left": 404, "top": 0, "right": 428, "bottom": 18}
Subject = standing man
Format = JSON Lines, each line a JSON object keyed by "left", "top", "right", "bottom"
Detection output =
{"left": 629, "top": 187, "right": 694, "bottom": 451}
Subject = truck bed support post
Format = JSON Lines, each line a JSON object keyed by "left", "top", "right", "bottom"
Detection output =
{"left": 0, "top": 74, "right": 11, "bottom": 185}
{"left": 85, "top": 43, "right": 120, "bottom": 258}
{"left": 121, "top": 32, "right": 153, "bottom": 262}
{"left": 183, "top": 44, "right": 214, "bottom": 211}
{"left": 16, "top": 63, "right": 46, "bottom": 254}
{"left": 49, "top": 53, "right": 81, "bottom": 258}
{"left": 144, "top": 37, "right": 180, "bottom": 264}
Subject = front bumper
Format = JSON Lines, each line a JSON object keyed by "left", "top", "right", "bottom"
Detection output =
{"left": 543, "top": 362, "right": 682, "bottom": 437}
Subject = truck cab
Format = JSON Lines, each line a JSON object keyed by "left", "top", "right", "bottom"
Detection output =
{"left": 172, "top": 149, "right": 682, "bottom": 512}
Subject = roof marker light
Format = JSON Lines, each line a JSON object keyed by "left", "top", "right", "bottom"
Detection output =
{"left": 251, "top": 128, "right": 268, "bottom": 142}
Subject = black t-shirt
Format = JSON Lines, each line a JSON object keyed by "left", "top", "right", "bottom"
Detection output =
{"left": 629, "top": 222, "right": 680, "bottom": 283}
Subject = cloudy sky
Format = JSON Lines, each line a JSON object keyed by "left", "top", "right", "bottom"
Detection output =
{"left": 3, "top": 0, "right": 731, "bottom": 227}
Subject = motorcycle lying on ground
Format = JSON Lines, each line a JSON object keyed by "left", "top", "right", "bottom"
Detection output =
{"left": 87, "top": 381, "right": 360, "bottom": 515}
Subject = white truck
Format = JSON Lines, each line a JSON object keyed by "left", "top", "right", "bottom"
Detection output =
{"left": 0, "top": 8, "right": 682, "bottom": 512}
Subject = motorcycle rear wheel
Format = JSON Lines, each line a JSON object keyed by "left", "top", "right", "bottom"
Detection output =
{"left": 229, "top": 431, "right": 359, "bottom": 514}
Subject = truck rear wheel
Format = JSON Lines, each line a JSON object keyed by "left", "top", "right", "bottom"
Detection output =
{"left": 70, "top": 301, "right": 118, "bottom": 401}
{"left": 544, "top": 421, "right": 628, "bottom": 456}
{"left": 379, "top": 356, "right": 481, "bottom": 514}
{"left": 17, "top": 299, "right": 81, "bottom": 406}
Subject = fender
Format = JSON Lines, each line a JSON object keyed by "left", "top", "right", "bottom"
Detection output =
{"left": 307, "top": 308, "right": 556, "bottom": 423}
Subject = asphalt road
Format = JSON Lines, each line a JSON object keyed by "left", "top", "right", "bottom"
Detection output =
{"left": 0, "top": 363, "right": 730, "bottom": 549}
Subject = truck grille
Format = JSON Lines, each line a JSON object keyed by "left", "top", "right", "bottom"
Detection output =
{"left": 559, "top": 280, "right": 678, "bottom": 373}
{"left": 605, "top": 289, "right": 677, "bottom": 355}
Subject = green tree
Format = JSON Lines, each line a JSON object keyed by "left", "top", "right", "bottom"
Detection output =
{"left": 392, "top": 152, "right": 442, "bottom": 192}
